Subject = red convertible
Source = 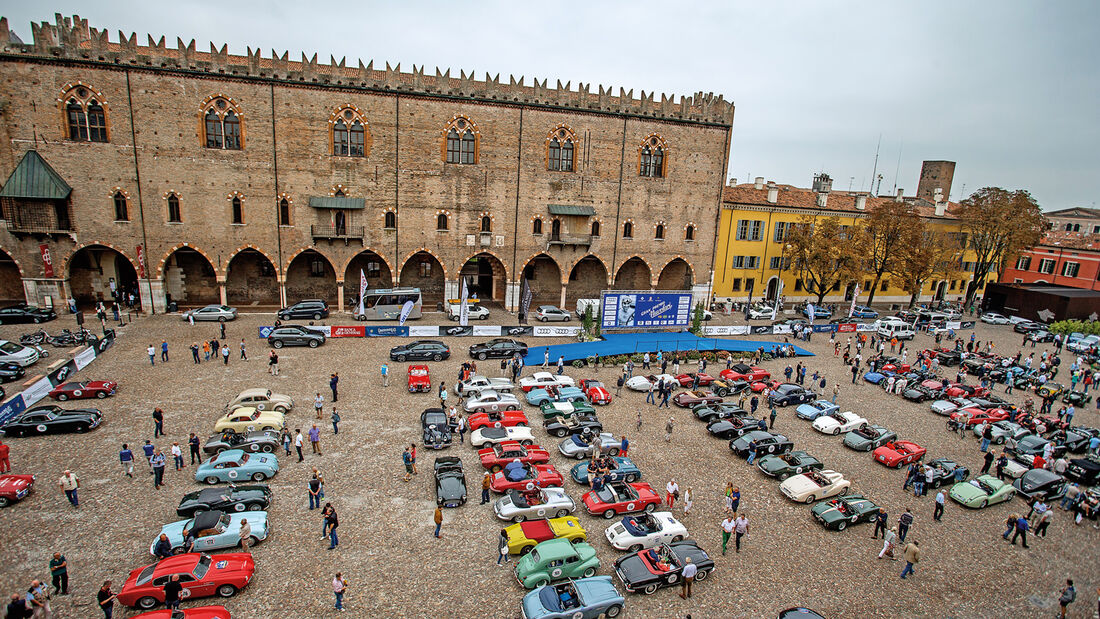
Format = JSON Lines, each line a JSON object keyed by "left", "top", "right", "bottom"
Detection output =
{"left": 48, "top": 380, "right": 117, "bottom": 401}
{"left": 478, "top": 441, "right": 551, "bottom": 472}
{"left": 872, "top": 440, "right": 927, "bottom": 468}
{"left": 0, "top": 473, "right": 34, "bottom": 508}
{"left": 750, "top": 379, "right": 782, "bottom": 393}
{"left": 671, "top": 390, "right": 723, "bottom": 408}
{"left": 720, "top": 364, "right": 771, "bottom": 382}
{"left": 132, "top": 607, "right": 231, "bottom": 619}
{"left": 949, "top": 407, "right": 1010, "bottom": 428}
{"left": 944, "top": 383, "right": 988, "bottom": 398}
{"left": 489, "top": 463, "right": 564, "bottom": 492}
{"left": 582, "top": 481, "right": 661, "bottom": 519}
{"left": 675, "top": 372, "right": 715, "bottom": 387}
{"left": 116, "top": 553, "right": 254, "bottom": 610}
{"left": 579, "top": 379, "right": 612, "bottom": 405}
{"left": 467, "top": 409, "right": 529, "bottom": 431}
{"left": 407, "top": 365, "right": 431, "bottom": 393}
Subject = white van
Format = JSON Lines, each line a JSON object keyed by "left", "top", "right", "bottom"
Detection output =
{"left": 876, "top": 319, "right": 916, "bottom": 340}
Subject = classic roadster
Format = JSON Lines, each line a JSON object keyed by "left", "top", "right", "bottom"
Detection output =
{"left": 604, "top": 511, "right": 688, "bottom": 551}
{"left": 613, "top": 541, "right": 714, "bottom": 595}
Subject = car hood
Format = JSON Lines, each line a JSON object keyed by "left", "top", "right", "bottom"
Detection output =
{"left": 613, "top": 553, "right": 654, "bottom": 583}
{"left": 437, "top": 475, "right": 465, "bottom": 499}
{"left": 810, "top": 501, "right": 852, "bottom": 523}
{"left": 780, "top": 476, "right": 821, "bottom": 494}
{"left": 757, "top": 456, "right": 792, "bottom": 473}
{"left": 949, "top": 483, "right": 987, "bottom": 502}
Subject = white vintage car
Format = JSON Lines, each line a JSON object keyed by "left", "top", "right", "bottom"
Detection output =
{"left": 455, "top": 375, "right": 515, "bottom": 396}
{"left": 226, "top": 388, "right": 294, "bottom": 413}
{"left": 929, "top": 398, "right": 974, "bottom": 416}
{"left": 604, "top": 511, "right": 689, "bottom": 552}
{"left": 519, "top": 371, "right": 576, "bottom": 392}
{"left": 463, "top": 389, "right": 522, "bottom": 413}
{"left": 779, "top": 470, "right": 851, "bottom": 503}
{"left": 624, "top": 374, "right": 678, "bottom": 392}
{"left": 558, "top": 432, "right": 623, "bottom": 459}
{"left": 811, "top": 411, "right": 868, "bottom": 435}
{"left": 470, "top": 425, "right": 535, "bottom": 448}
{"left": 493, "top": 487, "right": 576, "bottom": 522}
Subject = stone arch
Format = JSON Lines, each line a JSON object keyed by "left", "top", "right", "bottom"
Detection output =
{"left": 339, "top": 248, "right": 396, "bottom": 286}
{"left": 0, "top": 246, "right": 26, "bottom": 278}
{"left": 399, "top": 249, "right": 447, "bottom": 305}
{"left": 161, "top": 246, "right": 219, "bottom": 306}
{"left": 65, "top": 243, "right": 140, "bottom": 308}
{"left": 0, "top": 247, "right": 25, "bottom": 302}
{"left": 613, "top": 256, "right": 653, "bottom": 290}
{"left": 518, "top": 253, "right": 563, "bottom": 309}
{"left": 459, "top": 251, "right": 509, "bottom": 303}
{"left": 225, "top": 248, "right": 279, "bottom": 305}
{"left": 343, "top": 249, "right": 395, "bottom": 308}
{"left": 566, "top": 255, "right": 610, "bottom": 309}
{"left": 223, "top": 244, "right": 280, "bottom": 279}
{"left": 284, "top": 248, "right": 338, "bottom": 306}
{"left": 399, "top": 247, "right": 449, "bottom": 281}
{"left": 657, "top": 257, "right": 694, "bottom": 290}
{"left": 156, "top": 243, "right": 219, "bottom": 278}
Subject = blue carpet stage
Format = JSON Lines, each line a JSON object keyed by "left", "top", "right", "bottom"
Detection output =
{"left": 522, "top": 332, "right": 814, "bottom": 365}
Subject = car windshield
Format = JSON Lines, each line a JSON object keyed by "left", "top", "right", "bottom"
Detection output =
{"left": 191, "top": 554, "right": 212, "bottom": 579}
{"left": 0, "top": 342, "right": 24, "bottom": 354}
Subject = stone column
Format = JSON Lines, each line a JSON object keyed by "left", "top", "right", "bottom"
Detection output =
{"left": 217, "top": 276, "right": 228, "bottom": 306}
{"left": 279, "top": 282, "right": 287, "bottom": 308}
{"left": 336, "top": 282, "right": 345, "bottom": 314}
{"left": 559, "top": 283, "right": 568, "bottom": 309}
{"left": 444, "top": 279, "right": 459, "bottom": 303}
{"left": 504, "top": 281, "right": 521, "bottom": 312}
{"left": 144, "top": 279, "right": 167, "bottom": 314}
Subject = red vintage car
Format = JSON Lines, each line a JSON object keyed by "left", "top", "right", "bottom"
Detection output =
{"left": 579, "top": 379, "right": 612, "bottom": 405}
{"left": 950, "top": 407, "right": 1010, "bottom": 428}
{"left": 478, "top": 441, "right": 551, "bottom": 472}
{"left": 720, "top": 364, "right": 771, "bottom": 382}
{"left": 489, "top": 463, "right": 564, "bottom": 492}
{"left": 872, "top": 440, "right": 927, "bottom": 468}
{"left": 920, "top": 379, "right": 945, "bottom": 391}
{"left": 0, "top": 473, "right": 34, "bottom": 508}
{"left": 750, "top": 379, "right": 782, "bottom": 393}
{"left": 671, "top": 390, "right": 723, "bottom": 408}
{"left": 1020, "top": 414, "right": 1065, "bottom": 433}
{"left": 116, "top": 553, "right": 254, "bottom": 610}
{"left": 675, "top": 372, "right": 715, "bottom": 387}
{"left": 407, "top": 365, "right": 431, "bottom": 393}
{"left": 468, "top": 409, "right": 529, "bottom": 431}
{"left": 879, "top": 360, "right": 911, "bottom": 373}
{"left": 581, "top": 481, "right": 661, "bottom": 519}
{"left": 944, "top": 383, "right": 989, "bottom": 398}
{"left": 132, "top": 607, "right": 231, "bottom": 619}
{"left": 48, "top": 380, "right": 117, "bottom": 401}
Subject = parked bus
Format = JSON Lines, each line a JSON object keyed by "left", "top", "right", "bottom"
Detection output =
{"left": 353, "top": 287, "right": 423, "bottom": 321}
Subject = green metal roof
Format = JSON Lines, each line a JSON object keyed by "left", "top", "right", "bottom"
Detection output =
{"left": 548, "top": 204, "right": 595, "bottom": 216}
{"left": 0, "top": 151, "right": 72, "bottom": 200}
{"left": 308, "top": 196, "right": 366, "bottom": 209}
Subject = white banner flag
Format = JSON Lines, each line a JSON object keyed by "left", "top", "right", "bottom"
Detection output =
{"left": 399, "top": 300, "right": 415, "bottom": 326}
{"left": 358, "top": 269, "right": 367, "bottom": 317}
{"left": 771, "top": 280, "right": 784, "bottom": 321}
{"left": 848, "top": 284, "right": 860, "bottom": 318}
{"left": 459, "top": 277, "right": 470, "bottom": 326}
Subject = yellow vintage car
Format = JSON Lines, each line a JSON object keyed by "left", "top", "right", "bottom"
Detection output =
{"left": 499, "top": 516, "right": 587, "bottom": 555}
{"left": 213, "top": 407, "right": 285, "bottom": 434}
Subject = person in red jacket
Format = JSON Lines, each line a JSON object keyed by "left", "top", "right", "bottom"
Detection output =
{"left": 0, "top": 439, "right": 10, "bottom": 473}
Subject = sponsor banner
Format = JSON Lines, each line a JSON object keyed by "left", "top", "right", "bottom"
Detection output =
{"left": 502, "top": 325, "right": 534, "bottom": 336}
{"left": 472, "top": 325, "right": 501, "bottom": 337}
{"left": 856, "top": 323, "right": 878, "bottom": 332}
{"left": 601, "top": 291, "right": 693, "bottom": 330}
{"left": 94, "top": 330, "right": 116, "bottom": 354}
{"left": 441, "top": 325, "right": 473, "bottom": 337}
{"left": 21, "top": 376, "right": 54, "bottom": 405}
{"left": 959, "top": 321, "right": 976, "bottom": 329}
{"left": 330, "top": 325, "right": 365, "bottom": 338}
{"left": 772, "top": 324, "right": 793, "bottom": 334}
{"left": 750, "top": 325, "right": 773, "bottom": 335}
{"left": 945, "top": 321, "right": 961, "bottom": 330}
{"left": 48, "top": 359, "right": 79, "bottom": 387}
{"left": 408, "top": 325, "right": 441, "bottom": 337}
{"left": 136, "top": 244, "right": 147, "bottom": 279}
{"left": 306, "top": 326, "right": 331, "bottom": 337}
{"left": 39, "top": 244, "right": 55, "bottom": 278}
{"left": 811, "top": 324, "right": 836, "bottom": 333}
{"left": 533, "top": 325, "right": 583, "bottom": 337}
{"left": 836, "top": 323, "right": 858, "bottom": 333}
{"left": 365, "top": 326, "right": 408, "bottom": 337}
{"left": 258, "top": 326, "right": 275, "bottom": 339}
{"left": 701, "top": 325, "right": 752, "bottom": 336}
{"left": 0, "top": 394, "right": 27, "bottom": 427}
{"left": 73, "top": 346, "right": 97, "bottom": 370}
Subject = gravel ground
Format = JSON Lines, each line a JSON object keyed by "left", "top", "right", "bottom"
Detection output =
{"left": 0, "top": 310, "right": 1096, "bottom": 619}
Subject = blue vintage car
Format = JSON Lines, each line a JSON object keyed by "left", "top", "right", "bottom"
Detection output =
{"left": 862, "top": 370, "right": 895, "bottom": 385}
{"left": 795, "top": 400, "right": 839, "bottom": 421}
{"left": 195, "top": 449, "right": 279, "bottom": 485}
{"left": 526, "top": 386, "right": 588, "bottom": 406}
{"left": 569, "top": 457, "right": 642, "bottom": 485}
{"left": 149, "top": 509, "right": 269, "bottom": 555}
{"left": 521, "top": 576, "right": 625, "bottom": 619}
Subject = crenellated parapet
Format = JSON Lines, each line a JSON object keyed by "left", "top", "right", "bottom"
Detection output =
{"left": 0, "top": 13, "right": 735, "bottom": 125}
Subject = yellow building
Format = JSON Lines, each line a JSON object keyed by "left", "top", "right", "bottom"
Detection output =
{"left": 712, "top": 169, "right": 997, "bottom": 307}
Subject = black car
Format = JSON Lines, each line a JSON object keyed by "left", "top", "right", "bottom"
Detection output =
{"left": 267, "top": 325, "right": 326, "bottom": 349}
{"left": 1053, "top": 427, "right": 1095, "bottom": 454}
{"left": 779, "top": 609, "right": 827, "bottom": 619}
{"left": 545, "top": 414, "right": 603, "bottom": 438}
{"left": 902, "top": 385, "right": 939, "bottom": 403}
{"left": 203, "top": 430, "right": 281, "bottom": 455}
{"left": 1010, "top": 435, "right": 1067, "bottom": 462}
{"left": 613, "top": 541, "right": 714, "bottom": 595}
{"left": 277, "top": 299, "right": 329, "bottom": 321}
{"left": 434, "top": 456, "right": 467, "bottom": 508}
{"left": 1028, "top": 330, "right": 1056, "bottom": 343}
{"left": 729, "top": 430, "right": 793, "bottom": 458}
{"left": 967, "top": 395, "right": 1011, "bottom": 410}
{"left": 709, "top": 378, "right": 749, "bottom": 397}
{"left": 1062, "top": 390, "right": 1093, "bottom": 406}
{"left": 468, "top": 338, "right": 528, "bottom": 361}
{"left": 692, "top": 403, "right": 750, "bottom": 423}
{"left": 0, "top": 362, "right": 25, "bottom": 383}
{"left": 925, "top": 458, "right": 969, "bottom": 488}
{"left": 422, "top": 408, "right": 453, "bottom": 449}
{"left": 1, "top": 405, "right": 102, "bottom": 436}
{"left": 768, "top": 384, "right": 816, "bottom": 407}
{"left": 1013, "top": 321, "right": 1045, "bottom": 333}
{"left": 1065, "top": 455, "right": 1100, "bottom": 485}
{"left": 176, "top": 485, "right": 272, "bottom": 517}
{"left": 934, "top": 350, "right": 961, "bottom": 366}
{"left": 961, "top": 359, "right": 993, "bottom": 376}
{"left": 389, "top": 340, "right": 450, "bottom": 362}
{"left": 1012, "top": 468, "right": 1067, "bottom": 501}
{"left": 706, "top": 417, "right": 762, "bottom": 439}
{"left": 0, "top": 304, "right": 57, "bottom": 325}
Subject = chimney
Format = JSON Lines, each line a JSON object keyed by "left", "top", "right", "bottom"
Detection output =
{"left": 895, "top": 188, "right": 904, "bottom": 203}
{"left": 816, "top": 192, "right": 828, "bottom": 208}
{"left": 855, "top": 194, "right": 867, "bottom": 210}
{"left": 728, "top": 177, "right": 737, "bottom": 187}
{"left": 934, "top": 188, "right": 946, "bottom": 216}
{"left": 754, "top": 177, "right": 765, "bottom": 190}
{"left": 766, "top": 182, "right": 778, "bottom": 204}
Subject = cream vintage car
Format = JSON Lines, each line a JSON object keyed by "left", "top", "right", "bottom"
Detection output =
{"left": 213, "top": 407, "right": 286, "bottom": 434}
{"left": 226, "top": 388, "right": 294, "bottom": 413}
{"left": 779, "top": 469, "right": 851, "bottom": 504}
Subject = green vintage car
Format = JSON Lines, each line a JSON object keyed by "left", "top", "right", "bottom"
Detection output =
{"left": 948, "top": 474, "right": 1015, "bottom": 508}
{"left": 842, "top": 425, "right": 897, "bottom": 452}
{"left": 810, "top": 493, "right": 881, "bottom": 531}
{"left": 756, "top": 450, "right": 823, "bottom": 480}
{"left": 514, "top": 537, "right": 600, "bottom": 588}
{"left": 538, "top": 401, "right": 596, "bottom": 421}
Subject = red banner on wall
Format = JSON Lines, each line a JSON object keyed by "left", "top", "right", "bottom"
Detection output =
{"left": 330, "top": 325, "right": 365, "bottom": 338}
{"left": 39, "top": 244, "right": 54, "bottom": 278}
{"left": 836, "top": 323, "right": 858, "bottom": 333}
{"left": 136, "top": 244, "right": 146, "bottom": 278}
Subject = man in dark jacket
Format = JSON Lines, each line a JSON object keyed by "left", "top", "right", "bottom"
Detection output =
{"left": 153, "top": 534, "right": 173, "bottom": 559}
{"left": 163, "top": 575, "right": 183, "bottom": 610}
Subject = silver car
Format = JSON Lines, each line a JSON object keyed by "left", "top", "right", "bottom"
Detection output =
{"left": 975, "top": 421, "right": 1032, "bottom": 445}
{"left": 559, "top": 432, "right": 622, "bottom": 459}
{"left": 929, "top": 398, "right": 973, "bottom": 416}
{"left": 463, "top": 389, "right": 522, "bottom": 413}
{"left": 182, "top": 304, "right": 238, "bottom": 322}
{"left": 493, "top": 487, "right": 575, "bottom": 522}
{"left": 535, "top": 305, "right": 571, "bottom": 322}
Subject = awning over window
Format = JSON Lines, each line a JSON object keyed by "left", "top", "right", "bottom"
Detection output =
{"left": 0, "top": 151, "right": 72, "bottom": 199}
{"left": 308, "top": 196, "right": 365, "bottom": 209}
{"left": 547, "top": 204, "right": 595, "bottom": 216}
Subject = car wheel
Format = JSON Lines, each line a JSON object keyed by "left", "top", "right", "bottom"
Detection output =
{"left": 574, "top": 452, "right": 586, "bottom": 460}
{"left": 608, "top": 448, "right": 619, "bottom": 456}
{"left": 836, "top": 521, "right": 847, "bottom": 531}
{"left": 694, "top": 569, "right": 710, "bottom": 582}
{"left": 628, "top": 543, "right": 643, "bottom": 553}
{"left": 312, "top": 313, "right": 322, "bottom": 320}
{"left": 553, "top": 429, "right": 567, "bottom": 438}
{"left": 644, "top": 502, "right": 656, "bottom": 513}
{"left": 477, "top": 352, "right": 487, "bottom": 361}
{"left": 308, "top": 339, "right": 319, "bottom": 348}
{"left": 804, "top": 494, "right": 816, "bottom": 504}
{"left": 397, "top": 355, "right": 407, "bottom": 362}
{"left": 643, "top": 583, "right": 659, "bottom": 595}
{"left": 996, "top": 436, "right": 1005, "bottom": 445}
{"left": 272, "top": 340, "right": 283, "bottom": 349}
{"left": 262, "top": 444, "right": 274, "bottom": 453}
{"left": 205, "top": 476, "right": 220, "bottom": 485}
{"left": 248, "top": 503, "right": 263, "bottom": 512}
{"left": 778, "top": 472, "right": 789, "bottom": 481}
{"left": 603, "top": 509, "right": 616, "bottom": 519}
{"left": 96, "top": 390, "right": 108, "bottom": 399}
{"left": 512, "top": 515, "right": 526, "bottom": 523}
{"left": 57, "top": 393, "right": 68, "bottom": 401}
{"left": 625, "top": 473, "right": 638, "bottom": 483}
{"left": 75, "top": 425, "right": 86, "bottom": 433}
{"left": 234, "top": 502, "right": 246, "bottom": 512}
{"left": 606, "top": 604, "right": 623, "bottom": 618}
{"left": 137, "top": 596, "right": 158, "bottom": 610}
{"left": 216, "top": 584, "right": 238, "bottom": 598}
{"left": 251, "top": 472, "right": 267, "bottom": 482}
{"left": 979, "top": 499, "right": 988, "bottom": 508}
{"left": 832, "top": 428, "right": 840, "bottom": 435}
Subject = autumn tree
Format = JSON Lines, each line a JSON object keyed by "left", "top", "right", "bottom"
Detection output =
{"left": 889, "top": 224, "right": 965, "bottom": 308}
{"left": 957, "top": 187, "right": 1046, "bottom": 306}
{"left": 858, "top": 200, "right": 919, "bottom": 305}
{"left": 782, "top": 215, "right": 862, "bottom": 304}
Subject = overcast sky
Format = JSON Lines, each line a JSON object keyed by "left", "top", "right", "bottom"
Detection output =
{"left": 3, "top": 1, "right": 1097, "bottom": 209}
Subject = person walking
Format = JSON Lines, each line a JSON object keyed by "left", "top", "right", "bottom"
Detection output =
{"left": 294, "top": 429, "right": 305, "bottom": 462}
{"left": 119, "top": 444, "right": 134, "bottom": 478}
{"left": 203, "top": 341, "right": 211, "bottom": 362}
{"left": 190, "top": 343, "right": 200, "bottom": 363}
{"left": 832, "top": 384, "right": 839, "bottom": 404}
{"left": 439, "top": 382, "right": 448, "bottom": 408}
{"left": 1010, "top": 514, "right": 1030, "bottom": 548}
{"left": 646, "top": 381, "right": 656, "bottom": 405}
{"left": 615, "top": 375, "right": 624, "bottom": 397}
{"left": 433, "top": 506, "right": 444, "bottom": 539}
{"left": 238, "top": 519, "right": 252, "bottom": 551}
{"left": 933, "top": 490, "right": 945, "bottom": 521}
{"left": 721, "top": 515, "right": 735, "bottom": 554}
{"left": 188, "top": 433, "right": 201, "bottom": 465}
{"left": 1034, "top": 507, "right": 1053, "bottom": 537}
{"left": 58, "top": 470, "right": 79, "bottom": 507}
{"left": 309, "top": 424, "right": 322, "bottom": 455}
{"left": 897, "top": 508, "right": 913, "bottom": 542}
{"left": 747, "top": 440, "right": 758, "bottom": 465}
{"left": 170, "top": 442, "right": 184, "bottom": 471}
{"left": 733, "top": 513, "right": 749, "bottom": 552}
{"left": 331, "top": 409, "right": 341, "bottom": 435}
{"left": 980, "top": 450, "right": 994, "bottom": 475}
{"left": 664, "top": 417, "right": 675, "bottom": 443}
{"left": 268, "top": 350, "right": 279, "bottom": 375}
{"left": 678, "top": 557, "right": 696, "bottom": 599}
{"left": 325, "top": 505, "right": 339, "bottom": 549}
{"left": 402, "top": 448, "right": 413, "bottom": 482}
{"left": 160, "top": 340, "right": 169, "bottom": 362}
{"left": 769, "top": 405, "right": 778, "bottom": 429}
{"left": 239, "top": 339, "right": 247, "bottom": 361}
{"left": 543, "top": 349, "right": 550, "bottom": 368}
{"left": 409, "top": 443, "right": 418, "bottom": 475}
{"left": 96, "top": 581, "right": 117, "bottom": 619}
{"left": 1057, "top": 579, "right": 1076, "bottom": 619}
{"left": 872, "top": 508, "right": 888, "bottom": 539}
{"left": 151, "top": 449, "right": 166, "bottom": 489}
{"left": 221, "top": 344, "right": 230, "bottom": 365}
{"left": 619, "top": 436, "right": 629, "bottom": 456}
{"left": 899, "top": 540, "right": 920, "bottom": 579}
{"left": 480, "top": 472, "right": 491, "bottom": 504}
{"left": 281, "top": 429, "right": 292, "bottom": 456}
{"left": 556, "top": 355, "right": 565, "bottom": 376}
{"left": 381, "top": 363, "right": 389, "bottom": 387}
{"left": 49, "top": 553, "right": 68, "bottom": 595}
{"left": 142, "top": 440, "right": 156, "bottom": 473}
{"left": 665, "top": 479, "right": 679, "bottom": 509}
{"left": 330, "top": 373, "right": 339, "bottom": 402}
{"left": 682, "top": 486, "right": 693, "bottom": 514}
{"left": 728, "top": 486, "right": 741, "bottom": 514}
{"left": 152, "top": 407, "right": 164, "bottom": 438}
{"left": 332, "top": 573, "right": 347, "bottom": 612}
{"left": 314, "top": 393, "right": 324, "bottom": 419}
{"left": 878, "top": 527, "right": 898, "bottom": 560}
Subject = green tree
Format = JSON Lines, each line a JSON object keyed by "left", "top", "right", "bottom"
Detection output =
{"left": 859, "top": 200, "right": 919, "bottom": 305}
{"left": 890, "top": 225, "right": 964, "bottom": 308}
{"left": 957, "top": 187, "right": 1046, "bottom": 307}
{"left": 783, "top": 215, "right": 862, "bottom": 304}
{"left": 690, "top": 303, "right": 704, "bottom": 335}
